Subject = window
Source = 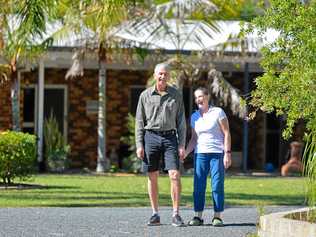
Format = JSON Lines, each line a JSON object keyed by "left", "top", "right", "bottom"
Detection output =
{"left": 23, "top": 87, "right": 36, "bottom": 134}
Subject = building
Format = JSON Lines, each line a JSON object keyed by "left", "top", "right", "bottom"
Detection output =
{"left": 0, "top": 20, "right": 294, "bottom": 172}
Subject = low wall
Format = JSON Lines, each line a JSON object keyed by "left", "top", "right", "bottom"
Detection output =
{"left": 259, "top": 207, "right": 316, "bottom": 237}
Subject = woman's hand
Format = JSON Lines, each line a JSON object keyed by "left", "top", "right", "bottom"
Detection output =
{"left": 224, "top": 153, "right": 232, "bottom": 169}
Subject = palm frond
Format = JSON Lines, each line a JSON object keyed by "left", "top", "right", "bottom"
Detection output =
{"left": 207, "top": 68, "right": 246, "bottom": 118}
{"left": 112, "top": 17, "right": 222, "bottom": 51}
{"left": 0, "top": 64, "right": 10, "bottom": 84}
{"left": 155, "top": 0, "right": 218, "bottom": 19}
{"left": 65, "top": 50, "right": 84, "bottom": 79}
{"left": 83, "top": 0, "right": 127, "bottom": 41}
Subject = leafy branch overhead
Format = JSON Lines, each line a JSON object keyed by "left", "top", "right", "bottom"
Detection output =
{"left": 249, "top": 0, "right": 316, "bottom": 138}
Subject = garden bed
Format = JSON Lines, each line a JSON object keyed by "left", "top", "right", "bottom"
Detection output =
{"left": 285, "top": 209, "right": 316, "bottom": 223}
{"left": 259, "top": 207, "right": 316, "bottom": 237}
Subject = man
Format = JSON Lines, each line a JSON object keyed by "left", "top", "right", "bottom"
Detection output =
{"left": 135, "top": 63, "right": 186, "bottom": 227}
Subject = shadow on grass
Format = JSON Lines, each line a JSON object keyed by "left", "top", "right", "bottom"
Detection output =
{"left": 0, "top": 187, "right": 305, "bottom": 207}
{"left": 44, "top": 203, "right": 149, "bottom": 207}
{"left": 225, "top": 193, "right": 305, "bottom": 206}
{"left": 0, "top": 183, "right": 78, "bottom": 190}
{"left": 0, "top": 191, "right": 191, "bottom": 207}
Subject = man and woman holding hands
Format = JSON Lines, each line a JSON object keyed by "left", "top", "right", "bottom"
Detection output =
{"left": 135, "top": 63, "right": 232, "bottom": 227}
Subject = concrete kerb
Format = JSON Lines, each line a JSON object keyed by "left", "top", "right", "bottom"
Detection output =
{"left": 258, "top": 207, "right": 316, "bottom": 237}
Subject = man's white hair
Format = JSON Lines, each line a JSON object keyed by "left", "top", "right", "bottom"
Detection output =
{"left": 154, "top": 63, "right": 170, "bottom": 75}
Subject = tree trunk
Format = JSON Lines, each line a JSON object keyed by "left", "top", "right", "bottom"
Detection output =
{"left": 11, "top": 71, "right": 20, "bottom": 131}
{"left": 96, "top": 46, "right": 109, "bottom": 172}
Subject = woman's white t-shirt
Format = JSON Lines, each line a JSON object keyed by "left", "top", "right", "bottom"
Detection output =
{"left": 190, "top": 106, "right": 227, "bottom": 153}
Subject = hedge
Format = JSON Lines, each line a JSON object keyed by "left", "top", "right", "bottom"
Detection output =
{"left": 0, "top": 131, "right": 36, "bottom": 185}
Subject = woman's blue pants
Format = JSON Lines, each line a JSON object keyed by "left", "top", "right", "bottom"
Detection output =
{"left": 193, "top": 153, "right": 224, "bottom": 212}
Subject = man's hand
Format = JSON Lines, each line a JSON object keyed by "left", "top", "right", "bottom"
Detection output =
{"left": 136, "top": 147, "right": 144, "bottom": 160}
{"left": 178, "top": 146, "right": 185, "bottom": 162}
{"left": 224, "top": 153, "right": 232, "bottom": 169}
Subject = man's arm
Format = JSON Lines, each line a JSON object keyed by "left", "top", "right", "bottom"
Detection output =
{"left": 176, "top": 95, "right": 186, "bottom": 160}
{"left": 135, "top": 95, "right": 145, "bottom": 159}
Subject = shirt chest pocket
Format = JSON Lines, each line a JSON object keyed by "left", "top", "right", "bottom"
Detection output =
{"left": 166, "top": 99, "right": 176, "bottom": 113}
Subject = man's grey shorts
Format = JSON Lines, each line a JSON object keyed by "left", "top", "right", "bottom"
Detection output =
{"left": 142, "top": 130, "right": 179, "bottom": 173}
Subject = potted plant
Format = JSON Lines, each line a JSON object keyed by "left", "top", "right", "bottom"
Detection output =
{"left": 44, "top": 113, "right": 70, "bottom": 172}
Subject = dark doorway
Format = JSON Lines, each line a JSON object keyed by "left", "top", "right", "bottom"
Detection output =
{"left": 44, "top": 88, "right": 65, "bottom": 134}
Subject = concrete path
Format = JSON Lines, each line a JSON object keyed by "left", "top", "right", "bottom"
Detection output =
{"left": 0, "top": 206, "right": 301, "bottom": 237}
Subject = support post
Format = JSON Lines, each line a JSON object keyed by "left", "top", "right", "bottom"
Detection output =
{"left": 242, "top": 62, "right": 249, "bottom": 172}
{"left": 37, "top": 59, "right": 45, "bottom": 171}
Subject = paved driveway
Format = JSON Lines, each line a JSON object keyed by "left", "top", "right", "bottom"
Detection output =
{"left": 0, "top": 206, "right": 301, "bottom": 237}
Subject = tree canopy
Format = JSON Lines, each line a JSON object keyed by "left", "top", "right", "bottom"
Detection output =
{"left": 249, "top": 0, "right": 316, "bottom": 138}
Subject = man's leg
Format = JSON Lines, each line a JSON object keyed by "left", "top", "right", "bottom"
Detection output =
{"left": 148, "top": 171, "right": 159, "bottom": 214}
{"left": 169, "top": 169, "right": 184, "bottom": 226}
{"left": 143, "top": 131, "right": 162, "bottom": 225}
{"left": 163, "top": 134, "right": 183, "bottom": 226}
{"left": 168, "top": 169, "right": 181, "bottom": 215}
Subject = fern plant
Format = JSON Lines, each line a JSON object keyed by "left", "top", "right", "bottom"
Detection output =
{"left": 120, "top": 113, "right": 142, "bottom": 173}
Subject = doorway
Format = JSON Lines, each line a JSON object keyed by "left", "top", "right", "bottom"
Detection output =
{"left": 22, "top": 85, "right": 68, "bottom": 140}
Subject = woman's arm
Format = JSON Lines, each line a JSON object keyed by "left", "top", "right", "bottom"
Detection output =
{"left": 184, "top": 128, "right": 198, "bottom": 158}
{"left": 219, "top": 118, "right": 232, "bottom": 169}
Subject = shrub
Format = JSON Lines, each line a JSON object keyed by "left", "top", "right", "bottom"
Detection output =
{"left": 44, "top": 113, "right": 70, "bottom": 172}
{"left": 120, "top": 113, "right": 142, "bottom": 173}
{"left": 0, "top": 131, "right": 36, "bottom": 185}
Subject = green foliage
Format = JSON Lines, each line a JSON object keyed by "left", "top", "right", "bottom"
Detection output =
{"left": 109, "top": 165, "right": 119, "bottom": 173}
{"left": 0, "top": 131, "right": 36, "bottom": 185}
{"left": 120, "top": 113, "right": 142, "bottom": 173}
{"left": 205, "top": 0, "right": 266, "bottom": 22}
{"left": 303, "top": 131, "right": 316, "bottom": 221}
{"left": 250, "top": 0, "right": 316, "bottom": 139}
{"left": 1, "top": 0, "right": 57, "bottom": 70}
{"left": 245, "top": 203, "right": 265, "bottom": 236}
{"left": 44, "top": 113, "right": 70, "bottom": 172}
{"left": 246, "top": 233, "right": 259, "bottom": 237}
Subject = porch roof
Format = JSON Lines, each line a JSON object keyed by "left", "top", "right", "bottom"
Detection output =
{"left": 47, "top": 19, "right": 278, "bottom": 55}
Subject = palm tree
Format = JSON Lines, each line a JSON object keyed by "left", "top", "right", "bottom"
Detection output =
{"left": 113, "top": 0, "right": 250, "bottom": 118}
{"left": 0, "top": 0, "right": 59, "bottom": 130}
{"left": 61, "top": 0, "right": 147, "bottom": 172}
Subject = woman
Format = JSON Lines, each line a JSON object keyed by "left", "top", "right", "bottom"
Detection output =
{"left": 185, "top": 87, "right": 232, "bottom": 226}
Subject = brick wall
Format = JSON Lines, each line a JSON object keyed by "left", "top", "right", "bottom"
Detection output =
{"left": 1, "top": 66, "right": 266, "bottom": 170}
{"left": 0, "top": 80, "right": 12, "bottom": 131}
{"left": 22, "top": 68, "right": 149, "bottom": 169}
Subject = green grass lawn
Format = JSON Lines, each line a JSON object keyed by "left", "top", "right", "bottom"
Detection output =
{"left": 0, "top": 174, "right": 306, "bottom": 207}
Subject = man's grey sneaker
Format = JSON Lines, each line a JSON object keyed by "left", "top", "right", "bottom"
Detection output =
{"left": 212, "top": 217, "right": 224, "bottom": 227}
{"left": 147, "top": 214, "right": 160, "bottom": 226}
{"left": 172, "top": 214, "right": 185, "bottom": 227}
{"left": 188, "top": 216, "right": 204, "bottom": 226}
